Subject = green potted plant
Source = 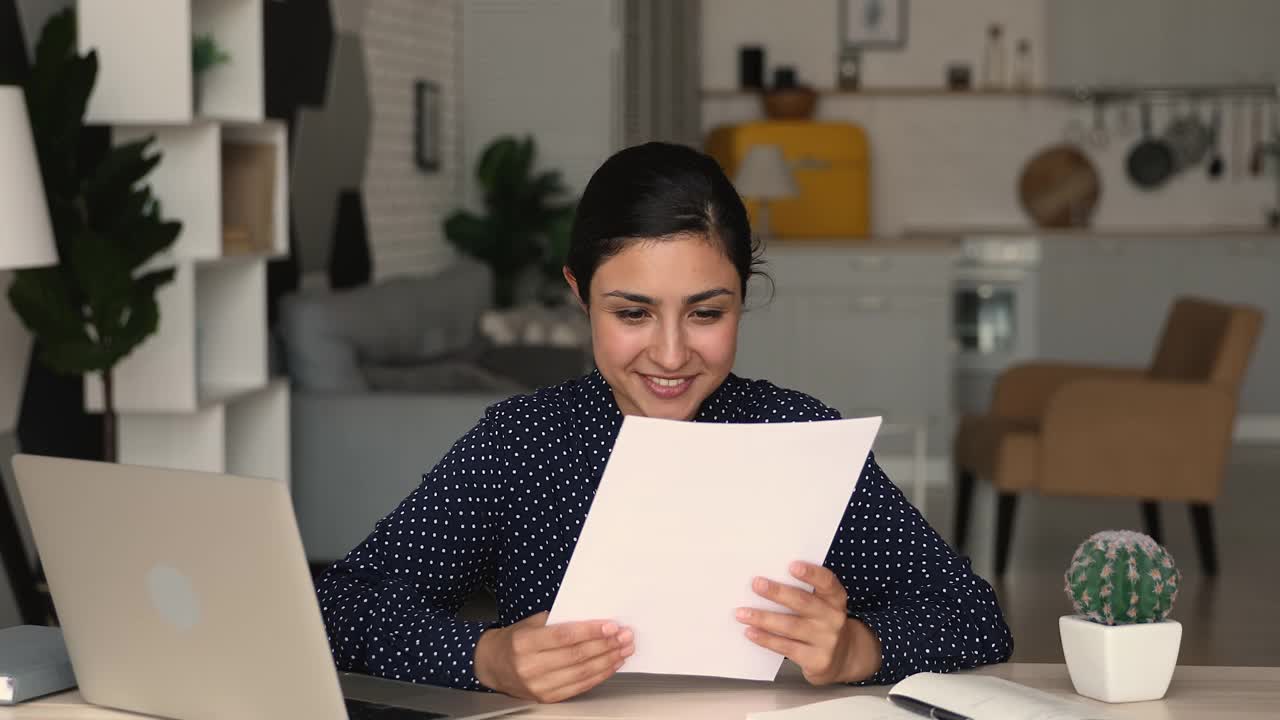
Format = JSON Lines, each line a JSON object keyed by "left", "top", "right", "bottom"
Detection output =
{"left": 1060, "top": 530, "right": 1183, "bottom": 703}
{"left": 444, "top": 135, "right": 577, "bottom": 308}
{"left": 191, "top": 33, "right": 230, "bottom": 111}
{"left": 7, "top": 9, "right": 181, "bottom": 462}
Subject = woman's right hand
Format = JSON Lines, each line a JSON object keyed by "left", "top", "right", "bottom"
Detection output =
{"left": 473, "top": 611, "right": 635, "bottom": 703}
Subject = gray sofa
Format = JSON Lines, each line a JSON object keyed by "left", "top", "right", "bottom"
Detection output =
{"left": 279, "top": 259, "right": 588, "bottom": 563}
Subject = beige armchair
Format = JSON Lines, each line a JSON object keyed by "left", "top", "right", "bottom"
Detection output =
{"left": 954, "top": 296, "right": 1264, "bottom": 576}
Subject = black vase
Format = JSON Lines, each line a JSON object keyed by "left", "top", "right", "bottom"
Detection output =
{"left": 328, "top": 188, "right": 372, "bottom": 290}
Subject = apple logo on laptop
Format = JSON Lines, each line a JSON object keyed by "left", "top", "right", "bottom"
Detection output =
{"left": 146, "top": 565, "right": 201, "bottom": 631}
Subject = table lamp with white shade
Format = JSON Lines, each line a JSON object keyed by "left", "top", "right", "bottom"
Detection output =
{"left": 732, "top": 143, "right": 798, "bottom": 242}
{"left": 0, "top": 84, "right": 58, "bottom": 625}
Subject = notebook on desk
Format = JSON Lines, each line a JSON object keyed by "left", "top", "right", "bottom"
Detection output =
{"left": 747, "top": 672, "right": 1100, "bottom": 720}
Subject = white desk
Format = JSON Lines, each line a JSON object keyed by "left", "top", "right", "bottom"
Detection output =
{"left": 5, "top": 663, "right": 1278, "bottom": 719}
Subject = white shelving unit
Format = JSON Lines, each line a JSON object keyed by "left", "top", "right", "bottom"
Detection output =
{"left": 77, "top": 0, "right": 289, "bottom": 486}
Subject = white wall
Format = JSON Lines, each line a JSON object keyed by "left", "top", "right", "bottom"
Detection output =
{"left": 702, "top": 0, "right": 1048, "bottom": 90}
{"left": 461, "top": 0, "right": 622, "bottom": 205}
{"left": 701, "top": 0, "right": 1275, "bottom": 235}
{"left": 359, "top": 0, "right": 462, "bottom": 279}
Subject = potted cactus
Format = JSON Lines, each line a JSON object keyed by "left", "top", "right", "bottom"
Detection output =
{"left": 1060, "top": 530, "right": 1183, "bottom": 703}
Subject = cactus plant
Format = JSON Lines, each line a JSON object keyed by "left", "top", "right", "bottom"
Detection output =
{"left": 1064, "top": 530, "right": 1181, "bottom": 625}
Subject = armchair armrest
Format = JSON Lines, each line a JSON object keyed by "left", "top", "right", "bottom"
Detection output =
{"left": 1038, "top": 377, "right": 1236, "bottom": 502}
{"left": 991, "top": 362, "right": 1146, "bottom": 421}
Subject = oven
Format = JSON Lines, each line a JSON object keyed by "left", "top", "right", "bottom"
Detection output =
{"left": 952, "top": 236, "right": 1040, "bottom": 414}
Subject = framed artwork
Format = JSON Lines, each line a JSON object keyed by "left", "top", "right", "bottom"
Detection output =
{"left": 840, "top": 0, "right": 908, "bottom": 50}
{"left": 414, "top": 79, "right": 440, "bottom": 172}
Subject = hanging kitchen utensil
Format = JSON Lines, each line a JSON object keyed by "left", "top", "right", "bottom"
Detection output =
{"left": 1231, "top": 96, "right": 1246, "bottom": 181}
{"left": 1127, "top": 100, "right": 1175, "bottom": 189}
{"left": 1207, "top": 98, "right": 1224, "bottom": 180}
{"left": 1088, "top": 98, "right": 1109, "bottom": 149}
{"left": 1019, "top": 144, "right": 1101, "bottom": 228}
{"left": 1163, "top": 97, "right": 1213, "bottom": 170}
{"left": 1250, "top": 96, "right": 1265, "bottom": 176}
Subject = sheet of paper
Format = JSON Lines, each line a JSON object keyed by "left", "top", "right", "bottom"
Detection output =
{"left": 547, "top": 415, "right": 881, "bottom": 681}
{"left": 889, "top": 673, "right": 1099, "bottom": 720}
{"left": 747, "top": 696, "right": 915, "bottom": 720}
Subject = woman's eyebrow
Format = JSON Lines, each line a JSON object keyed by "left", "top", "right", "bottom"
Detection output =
{"left": 600, "top": 288, "right": 733, "bottom": 305}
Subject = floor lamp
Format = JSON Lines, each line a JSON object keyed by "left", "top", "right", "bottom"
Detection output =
{"left": 0, "top": 85, "right": 58, "bottom": 625}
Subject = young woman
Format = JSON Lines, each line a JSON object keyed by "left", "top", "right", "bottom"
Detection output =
{"left": 317, "top": 142, "right": 1013, "bottom": 703}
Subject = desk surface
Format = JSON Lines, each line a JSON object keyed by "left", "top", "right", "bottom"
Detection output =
{"left": 4, "top": 663, "right": 1277, "bottom": 719}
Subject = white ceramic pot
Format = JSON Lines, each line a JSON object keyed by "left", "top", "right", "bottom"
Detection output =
{"left": 1059, "top": 615, "right": 1182, "bottom": 703}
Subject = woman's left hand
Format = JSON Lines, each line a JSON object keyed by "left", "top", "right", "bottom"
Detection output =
{"left": 735, "top": 561, "right": 882, "bottom": 685}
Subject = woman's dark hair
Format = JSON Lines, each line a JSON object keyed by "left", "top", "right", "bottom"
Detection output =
{"left": 566, "top": 141, "right": 766, "bottom": 304}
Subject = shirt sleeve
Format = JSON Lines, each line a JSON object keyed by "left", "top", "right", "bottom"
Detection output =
{"left": 827, "top": 454, "right": 1014, "bottom": 683}
{"left": 315, "top": 413, "right": 507, "bottom": 690}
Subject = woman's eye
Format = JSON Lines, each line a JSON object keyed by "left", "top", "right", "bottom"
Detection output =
{"left": 616, "top": 309, "right": 649, "bottom": 323}
{"left": 692, "top": 309, "right": 724, "bottom": 321}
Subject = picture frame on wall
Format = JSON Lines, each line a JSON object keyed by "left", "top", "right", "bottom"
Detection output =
{"left": 840, "top": 0, "right": 908, "bottom": 50}
{"left": 414, "top": 79, "right": 440, "bottom": 172}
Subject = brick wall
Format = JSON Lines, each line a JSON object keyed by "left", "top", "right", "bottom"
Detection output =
{"left": 359, "top": 0, "right": 461, "bottom": 279}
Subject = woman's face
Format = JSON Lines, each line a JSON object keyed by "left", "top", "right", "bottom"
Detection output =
{"left": 566, "top": 233, "right": 743, "bottom": 421}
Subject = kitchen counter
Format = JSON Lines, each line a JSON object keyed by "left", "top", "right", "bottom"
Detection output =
{"left": 764, "top": 236, "right": 959, "bottom": 251}
{"left": 903, "top": 225, "right": 1280, "bottom": 239}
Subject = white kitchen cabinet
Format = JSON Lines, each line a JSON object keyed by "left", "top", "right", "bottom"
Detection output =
{"left": 1046, "top": 0, "right": 1280, "bottom": 87}
{"left": 735, "top": 242, "right": 957, "bottom": 457}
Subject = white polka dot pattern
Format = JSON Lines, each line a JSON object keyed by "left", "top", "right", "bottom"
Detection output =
{"left": 316, "top": 370, "right": 1013, "bottom": 690}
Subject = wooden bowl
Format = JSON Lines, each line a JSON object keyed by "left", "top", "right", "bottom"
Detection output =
{"left": 762, "top": 87, "right": 818, "bottom": 120}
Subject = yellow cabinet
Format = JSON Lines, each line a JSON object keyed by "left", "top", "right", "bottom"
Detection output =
{"left": 707, "top": 121, "right": 870, "bottom": 239}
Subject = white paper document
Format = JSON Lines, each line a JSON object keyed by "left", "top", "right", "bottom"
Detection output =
{"left": 547, "top": 415, "right": 881, "bottom": 681}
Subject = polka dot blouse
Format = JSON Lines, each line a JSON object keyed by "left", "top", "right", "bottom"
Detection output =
{"left": 316, "top": 370, "right": 1013, "bottom": 690}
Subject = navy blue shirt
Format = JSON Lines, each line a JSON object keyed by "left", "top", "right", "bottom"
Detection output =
{"left": 316, "top": 371, "right": 1012, "bottom": 690}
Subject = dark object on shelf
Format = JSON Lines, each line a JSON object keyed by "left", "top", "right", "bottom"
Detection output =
{"left": 739, "top": 45, "right": 764, "bottom": 90}
{"left": 772, "top": 66, "right": 797, "bottom": 90}
{"left": 1018, "top": 144, "right": 1100, "bottom": 228}
{"left": 837, "top": 47, "right": 861, "bottom": 90}
{"left": 946, "top": 62, "right": 972, "bottom": 90}
{"left": 1127, "top": 100, "right": 1175, "bottom": 190}
{"left": 328, "top": 189, "right": 372, "bottom": 290}
{"left": 1267, "top": 208, "right": 1280, "bottom": 228}
{"left": 762, "top": 87, "right": 818, "bottom": 120}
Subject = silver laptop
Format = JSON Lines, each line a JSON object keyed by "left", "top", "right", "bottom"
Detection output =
{"left": 11, "top": 454, "right": 532, "bottom": 720}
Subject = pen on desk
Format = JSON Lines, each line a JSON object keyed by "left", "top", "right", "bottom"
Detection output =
{"left": 887, "top": 694, "right": 973, "bottom": 720}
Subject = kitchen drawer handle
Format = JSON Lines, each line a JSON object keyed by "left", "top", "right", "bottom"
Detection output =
{"left": 849, "top": 256, "right": 889, "bottom": 271}
{"left": 851, "top": 295, "right": 888, "bottom": 311}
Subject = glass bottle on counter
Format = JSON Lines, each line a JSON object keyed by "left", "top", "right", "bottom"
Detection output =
{"left": 981, "top": 23, "right": 1006, "bottom": 89}
{"left": 1011, "top": 38, "right": 1033, "bottom": 91}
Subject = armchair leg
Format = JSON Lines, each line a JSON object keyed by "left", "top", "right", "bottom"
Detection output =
{"left": 1140, "top": 501, "right": 1162, "bottom": 545}
{"left": 953, "top": 467, "right": 975, "bottom": 552}
{"left": 1189, "top": 504, "right": 1218, "bottom": 577}
{"left": 995, "top": 493, "right": 1018, "bottom": 577}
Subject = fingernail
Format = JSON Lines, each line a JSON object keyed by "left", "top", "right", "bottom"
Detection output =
{"left": 753, "top": 577, "right": 770, "bottom": 592}
{"left": 735, "top": 608, "right": 751, "bottom": 621}
{"left": 745, "top": 627, "right": 758, "bottom": 640}
{"left": 618, "top": 628, "right": 634, "bottom": 644}
{"left": 602, "top": 622, "right": 619, "bottom": 635}
{"left": 791, "top": 561, "right": 807, "bottom": 577}
{"left": 621, "top": 644, "right": 635, "bottom": 658}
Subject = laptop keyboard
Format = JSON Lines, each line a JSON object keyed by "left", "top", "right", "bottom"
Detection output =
{"left": 344, "top": 697, "right": 448, "bottom": 719}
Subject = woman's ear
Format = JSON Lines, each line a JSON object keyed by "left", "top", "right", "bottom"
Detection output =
{"left": 562, "top": 267, "right": 587, "bottom": 313}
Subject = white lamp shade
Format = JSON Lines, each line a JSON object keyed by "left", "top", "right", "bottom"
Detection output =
{"left": 0, "top": 86, "right": 57, "bottom": 269}
{"left": 733, "top": 144, "right": 798, "bottom": 200}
